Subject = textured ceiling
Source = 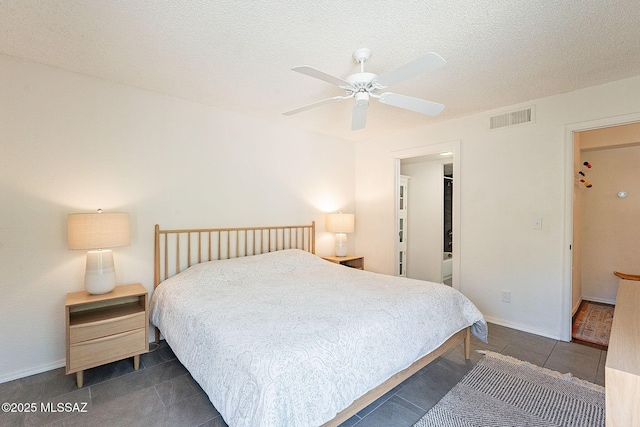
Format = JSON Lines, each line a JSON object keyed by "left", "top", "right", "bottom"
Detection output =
{"left": 2, "top": 0, "right": 640, "bottom": 141}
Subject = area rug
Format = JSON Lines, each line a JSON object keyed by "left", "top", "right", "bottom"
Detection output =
{"left": 572, "top": 300, "right": 614, "bottom": 349}
{"left": 413, "top": 351, "right": 604, "bottom": 427}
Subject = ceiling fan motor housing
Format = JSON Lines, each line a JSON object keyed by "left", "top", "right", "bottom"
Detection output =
{"left": 345, "top": 72, "right": 379, "bottom": 93}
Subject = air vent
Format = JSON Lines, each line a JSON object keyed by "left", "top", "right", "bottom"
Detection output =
{"left": 489, "top": 106, "right": 534, "bottom": 130}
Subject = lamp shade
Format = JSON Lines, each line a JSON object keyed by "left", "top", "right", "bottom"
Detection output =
{"left": 326, "top": 213, "right": 355, "bottom": 233}
{"left": 68, "top": 212, "right": 130, "bottom": 249}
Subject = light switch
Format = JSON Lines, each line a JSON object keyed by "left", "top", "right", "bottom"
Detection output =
{"left": 533, "top": 218, "right": 542, "bottom": 229}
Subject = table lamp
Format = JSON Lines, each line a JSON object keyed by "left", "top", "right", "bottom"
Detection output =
{"left": 67, "top": 210, "right": 130, "bottom": 294}
{"left": 326, "top": 212, "right": 355, "bottom": 257}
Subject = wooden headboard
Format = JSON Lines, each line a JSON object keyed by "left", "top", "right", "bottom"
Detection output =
{"left": 153, "top": 222, "right": 315, "bottom": 288}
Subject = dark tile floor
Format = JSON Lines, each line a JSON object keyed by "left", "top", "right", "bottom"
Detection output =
{"left": 0, "top": 323, "right": 606, "bottom": 427}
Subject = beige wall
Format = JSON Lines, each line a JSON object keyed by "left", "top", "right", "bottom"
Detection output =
{"left": 580, "top": 122, "right": 640, "bottom": 151}
{"left": 579, "top": 142, "right": 640, "bottom": 303}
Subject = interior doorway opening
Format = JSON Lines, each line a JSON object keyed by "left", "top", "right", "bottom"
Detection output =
{"left": 393, "top": 141, "right": 461, "bottom": 290}
{"left": 443, "top": 163, "right": 453, "bottom": 286}
{"left": 572, "top": 124, "right": 640, "bottom": 304}
{"left": 563, "top": 114, "right": 640, "bottom": 341}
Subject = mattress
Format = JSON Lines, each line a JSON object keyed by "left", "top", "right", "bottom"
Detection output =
{"left": 150, "top": 249, "right": 486, "bottom": 427}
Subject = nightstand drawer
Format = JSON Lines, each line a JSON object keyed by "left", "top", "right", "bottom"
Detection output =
{"left": 69, "top": 328, "right": 146, "bottom": 371}
{"left": 70, "top": 311, "right": 146, "bottom": 344}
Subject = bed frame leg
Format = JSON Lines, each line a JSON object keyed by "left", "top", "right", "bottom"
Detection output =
{"left": 155, "top": 326, "right": 160, "bottom": 345}
{"left": 464, "top": 327, "right": 471, "bottom": 360}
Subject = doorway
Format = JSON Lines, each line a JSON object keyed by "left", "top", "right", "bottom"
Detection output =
{"left": 563, "top": 114, "right": 640, "bottom": 341}
{"left": 393, "top": 141, "right": 461, "bottom": 290}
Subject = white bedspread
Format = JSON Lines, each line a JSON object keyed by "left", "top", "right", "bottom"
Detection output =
{"left": 150, "top": 249, "right": 486, "bottom": 427}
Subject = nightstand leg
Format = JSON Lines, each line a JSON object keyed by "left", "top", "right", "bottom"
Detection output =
{"left": 134, "top": 354, "right": 140, "bottom": 370}
{"left": 76, "top": 371, "right": 84, "bottom": 388}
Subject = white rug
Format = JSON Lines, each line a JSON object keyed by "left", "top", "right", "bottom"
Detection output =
{"left": 414, "top": 351, "right": 605, "bottom": 427}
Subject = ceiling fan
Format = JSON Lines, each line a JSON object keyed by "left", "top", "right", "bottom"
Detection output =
{"left": 283, "top": 48, "right": 446, "bottom": 131}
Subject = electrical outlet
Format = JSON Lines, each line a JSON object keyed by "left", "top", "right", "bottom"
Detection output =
{"left": 501, "top": 290, "right": 511, "bottom": 303}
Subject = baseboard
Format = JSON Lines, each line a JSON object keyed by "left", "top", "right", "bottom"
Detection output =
{"left": 483, "top": 315, "right": 563, "bottom": 341}
{"left": 581, "top": 295, "right": 616, "bottom": 305}
{"left": 2, "top": 336, "right": 161, "bottom": 384}
{"left": 0, "top": 358, "right": 66, "bottom": 385}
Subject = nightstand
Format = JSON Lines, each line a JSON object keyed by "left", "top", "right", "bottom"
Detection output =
{"left": 65, "top": 283, "right": 149, "bottom": 387}
{"left": 322, "top": 255, "right": 364, "bottom": 270}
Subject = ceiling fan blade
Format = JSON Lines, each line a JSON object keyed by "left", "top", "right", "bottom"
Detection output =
{"left": 379, "top": 92, "right": 444, "bottom": 116}
{"left": 292, "top": 66, "right": 350, "bottom": 87}
{"left": 376, "top": 52, "right": 446, "bottom": 88}
{"left": 282, "top": 96, "right": 346, "bottom": 116}
{"left": 351, "top": 102, "right": 368, "bottom": 130}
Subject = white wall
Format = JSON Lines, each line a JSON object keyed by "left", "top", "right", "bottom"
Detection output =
{"left": 0, "top": 55, "right": 355, "bottom": 382}
{"left": 401, "top": 161, "right": 443, "bottom": 282}
{"left": 355, "top": 75, "right": 640, "bottom": 340}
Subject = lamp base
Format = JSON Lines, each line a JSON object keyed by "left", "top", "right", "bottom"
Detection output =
{"left": 85, "top": 250, "right": 117, "bottom": 294}
{"left": 334, "top": 233, "right": 348, "bottom": 257}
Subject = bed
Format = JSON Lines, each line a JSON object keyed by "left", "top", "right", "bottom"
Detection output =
{"left": 149, "top": 222, "right": 487, "bottom": 427}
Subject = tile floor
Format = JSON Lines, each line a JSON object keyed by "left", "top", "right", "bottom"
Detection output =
{"left": 0, "top": 323, "right": 606, "bottom": 427}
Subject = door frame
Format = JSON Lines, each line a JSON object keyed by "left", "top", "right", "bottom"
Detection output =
{"left": 562, "top": 112, "right": 640, "bottom": 341}
{"left": 393, "top": 140, "right": 461, "bottom": 290}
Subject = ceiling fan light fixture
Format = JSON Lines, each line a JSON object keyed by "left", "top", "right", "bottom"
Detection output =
{"left": 355, "top": 92, "right": 369, "bottom": 106}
